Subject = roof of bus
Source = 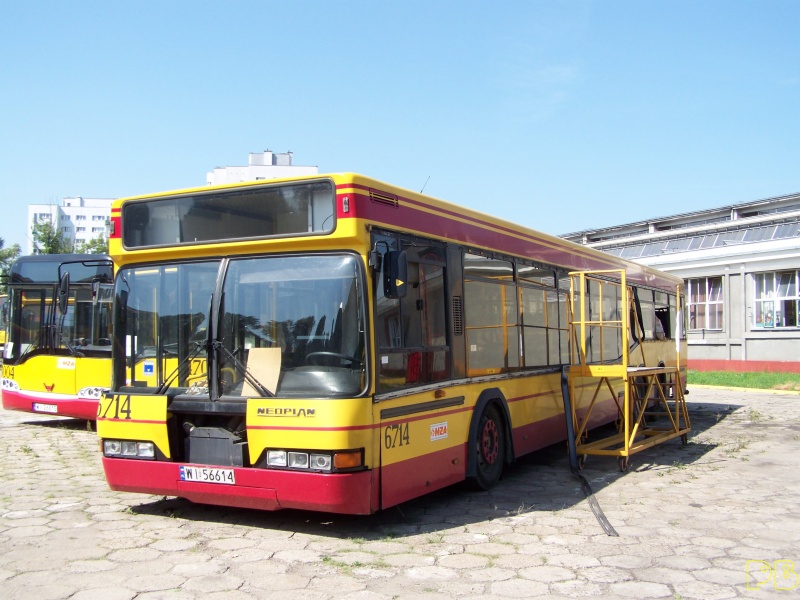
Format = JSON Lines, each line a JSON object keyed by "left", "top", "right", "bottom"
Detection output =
{"left": 112, "top": 173, "right": 683, "bottom": 292}
{"left": 10, "top": 254, "right": 112, "bottom": 284}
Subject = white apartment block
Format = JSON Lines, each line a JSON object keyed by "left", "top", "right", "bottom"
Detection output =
{"left": 206, "top": 150, "right": 317, "bottom": 185}
{"left": 27, "top": 197, "right": 113, "bottom": 255}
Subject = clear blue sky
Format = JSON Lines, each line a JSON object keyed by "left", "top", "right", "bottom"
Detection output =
{"left": 1, "top": 1, "right": 798, "bottom": 252}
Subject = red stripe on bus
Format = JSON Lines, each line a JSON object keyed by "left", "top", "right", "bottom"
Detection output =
{"left": 249, "top": 404, "right": 471, "bottom": 432}
{"left": 335, "top": 187, "right": 677, "bottom": 290}
{"left": 247, "top": 423, "right": 375, "bottom": 432}
{"left": 96, "top": 418, "right": 165, "bottom": 425}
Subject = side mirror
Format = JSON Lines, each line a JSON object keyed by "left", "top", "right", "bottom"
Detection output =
{"left": 383, "top": 250, "right": 408, "bottom": 299}
{"left": 58, "top": 272, "right": 70, "bottom": 315}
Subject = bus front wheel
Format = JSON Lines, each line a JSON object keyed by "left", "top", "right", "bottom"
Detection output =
{"left": 467, "top": 404, "right": 506, "bottom": 491}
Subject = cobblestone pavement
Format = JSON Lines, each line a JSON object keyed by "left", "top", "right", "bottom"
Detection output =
{"left": 1, "top": 387, "right": 799, "bottom": 599}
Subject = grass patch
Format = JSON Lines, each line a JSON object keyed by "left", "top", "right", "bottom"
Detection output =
{"left": 687, "top": 370, "right": 800, "bottom": 391}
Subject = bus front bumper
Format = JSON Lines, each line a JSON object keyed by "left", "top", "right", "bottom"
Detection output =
{"left": 1, "top": 389, "right": 98, "bottom": 421}
{"left": 101, "top": 457, "right": 376, "bottom": 515}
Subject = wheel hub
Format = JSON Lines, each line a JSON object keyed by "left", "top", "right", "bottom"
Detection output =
{"left": 481, "top": 420, "right": 499, "bottom": 464}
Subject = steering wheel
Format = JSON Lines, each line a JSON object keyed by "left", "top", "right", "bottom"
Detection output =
{"left": 305, "top": 352, "right": 362, "bottom": 368}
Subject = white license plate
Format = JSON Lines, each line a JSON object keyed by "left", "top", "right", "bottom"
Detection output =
{"left": 179, "top": 466, "right": 236, "bottom": 485}
{"left": 33, "top": 403, "right": 58, "bottom": 414}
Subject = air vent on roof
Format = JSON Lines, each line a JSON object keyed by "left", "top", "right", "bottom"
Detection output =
{"left": 370, "top": 189, "right": 399, "bottom": 208}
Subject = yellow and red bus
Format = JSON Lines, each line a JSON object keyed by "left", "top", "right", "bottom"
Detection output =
{"left": 97, "top": 173, "right": 685, "bottom": 514}
{"left": 2, "top": 254, "right": 113, "bottom": 420}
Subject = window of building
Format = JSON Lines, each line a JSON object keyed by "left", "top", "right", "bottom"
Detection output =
{"left": 75, "top": 215, "right": 86, "bottom": 220}
{"left": 754, "top": 271, "right": 799, "bottom": 328}
{"left": 687, "top": 277, "right": 723, "bottom": 331}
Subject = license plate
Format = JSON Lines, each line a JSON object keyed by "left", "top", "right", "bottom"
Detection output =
{"left": 33, "top": 403, "right": 58, "bottom": 414}
{"left": 179, "top": 466, "right": 236, "bottom": 485}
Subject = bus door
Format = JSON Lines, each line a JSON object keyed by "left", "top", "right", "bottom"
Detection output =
{"left": 372, "top": 233, "right": 462, "bottom": 507}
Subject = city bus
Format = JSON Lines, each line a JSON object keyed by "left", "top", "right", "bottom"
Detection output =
{"left": 2, "top": 255, "right": 114, "bottom": 420}
{"left": 97, "top": 173, "right": 686, "bottom": 514}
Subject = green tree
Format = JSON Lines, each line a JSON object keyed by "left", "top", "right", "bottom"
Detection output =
{"left": 74, "top": 233, "right": 108, "bottom": 255}
{"left": 0, "top": 237, "right": 22, "bottom": 294}
{"left": 31, "top": 220, "right": 72, "bottom": 254}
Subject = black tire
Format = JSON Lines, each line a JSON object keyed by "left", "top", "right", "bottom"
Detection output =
{"left": 467, "top": 404, "right": 506, "bottom": 491}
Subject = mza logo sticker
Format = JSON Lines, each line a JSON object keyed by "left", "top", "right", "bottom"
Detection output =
{"left": 57, "top": 357, "right": 76, "bottom": 370}
{"left": 430, "top": 421, "right": 448, "bottom": 441}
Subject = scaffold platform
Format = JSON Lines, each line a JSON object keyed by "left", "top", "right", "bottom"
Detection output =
{"left": 565, "top": 270, "right": 691, "bottom": 471}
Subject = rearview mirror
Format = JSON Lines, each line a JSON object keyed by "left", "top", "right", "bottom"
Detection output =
{"left": 58, "top": 272, "right": 70, "bottom": 315}
{"left": 383, "top": 250, "right": 408, "bottom": 299}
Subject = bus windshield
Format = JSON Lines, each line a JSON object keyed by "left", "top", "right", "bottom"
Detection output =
{"left": 5, "top": 278, "right": 113, "bottom": 362}
{"left": 114, "top": 253, "right": 366, "bottom": 398}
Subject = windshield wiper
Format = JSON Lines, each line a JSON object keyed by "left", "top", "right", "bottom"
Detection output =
{"left": 54, "top": 319, "right": 84, "bottom": 358}
{"left": 155, "top": 340, "right": 207, "bottom": 395}
{"left": 212, "top": 340, "right": 275, "bottom": 398}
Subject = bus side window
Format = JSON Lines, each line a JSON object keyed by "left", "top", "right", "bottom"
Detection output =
{"left": 654, "top": 291, "right": 671, "bottom": 339}
{"left": 638, "top": 291, "right": 655, "bottom": 340}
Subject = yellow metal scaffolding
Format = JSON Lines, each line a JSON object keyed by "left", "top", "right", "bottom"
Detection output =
{"left": 567, "top": 270, "right": 690, "bottom": 471}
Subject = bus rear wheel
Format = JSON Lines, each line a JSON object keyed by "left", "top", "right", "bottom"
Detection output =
{"left": 467, "top": 404, "right": 506, "bottom": 491}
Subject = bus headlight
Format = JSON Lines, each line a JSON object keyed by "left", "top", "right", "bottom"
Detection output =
{"left": 310, "top": 454, "right": 332, "bottom": 470}
{"left": 267, "top": 450, "right": 287, "bottom": 467}
{"left": 263, "top": 449, "right": 360, "bottom": 472}
{"left": 288, "top": 452, "right": 309, "bottom": 469}
{"left": 78, "top": 386, "right": 109, "bottom": 400}
{"left": 103, "top": 439, "right": 155, "bottom": 459}
{"left": 2, "top": 379, "right": 20, "bottom": 392}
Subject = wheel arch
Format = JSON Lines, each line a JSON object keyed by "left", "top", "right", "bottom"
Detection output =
{"left": 465, "top": 387, "right": 515, "bottom": 479}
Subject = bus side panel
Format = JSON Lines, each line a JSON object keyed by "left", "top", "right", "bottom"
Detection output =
{"left": 379, "top": 444, "right": 467, "bottom": 509}
{"left": 376, "top": 374, "right": 629, "bottom": 510}
{"left": 500, "top": 374, "right": 566, "bottom": 457}
{"left": 377, "top": 390, "right": 471, "bottom": 509}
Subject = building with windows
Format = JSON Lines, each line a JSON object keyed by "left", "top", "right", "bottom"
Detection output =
{"left": 206, "top": 150, "right": 317, "bottom": 185}
{"left": 27, "top": 197, "right": 113, "bottom": 255}
{"left": 561, "top": 192, "right": 800, "bottom": 372}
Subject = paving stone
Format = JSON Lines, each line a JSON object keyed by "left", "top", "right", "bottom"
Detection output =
{"left": 609, "top": 580, "right": 673, "bottom": 597}
{"left": 436, "top": 553, "right": 489, "bottom": 569}
{"left": 0, "top": 388, "right": 798, "bottom": 599}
